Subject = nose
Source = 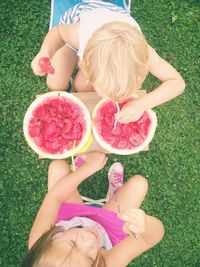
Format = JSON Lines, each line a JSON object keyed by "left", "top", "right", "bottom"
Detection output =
{"left": 78, "top": 230, "right": 97, "bottom": 247}
{"left": 81, "top": 231, "right": 95, "bottom": 241}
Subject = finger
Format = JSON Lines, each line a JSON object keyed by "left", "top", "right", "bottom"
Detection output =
{"left": 121, "top": 208, "right": 141, "bottom": 215}
{"left": 82, "top": 154, "right": 86, "bottom": 160}
{"left": 36, "top": 71, "right": 46, "bottom": 77}
{"left": 117, "top": 117, "right": 131, "bottom": 123}
{"left": 122, "top": 223, "right": 140, "bottom": 237}
{"left": 115, "top": 112, "right": 131, "bottom": 123}
{"left": 32, "top": 64, "right": 46, "bottom": 76}
{"left": 123, "top": 209, "right": 144, "bottom": 217}
{"left": 119, "top": 115, "right": 139, "bottom": 123}
{"left": 32, "top": 69, "right": 45, "bottom": 76}
{"left": 126, "top": 223, "right": 140, "bottom": 234}
{"left": 100, "top": 157, "right": 108, "bottom": 168}
{"left": 36, "top": 64, "right": 46, "bottom": 74}
{"left": 118, "top": 212, "right": 141, "bottom": 223}
{"left": 115, "top": 112, "right": 125, "bottom": 121}
{"left": 123, "top": 226, "right": 139, "bottom": 238}
{"left": 119, "top": 208, "right": 140, "bottom": 216}
{"left": 120, "top": 209, "right": 143, "bottom": 220}
{"left": 104, "top": 157, "right": 108, "bottom": 165}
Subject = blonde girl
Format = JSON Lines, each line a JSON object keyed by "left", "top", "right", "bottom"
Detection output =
{"left": 31, "top": 0, "right": 185, "bottom": 123}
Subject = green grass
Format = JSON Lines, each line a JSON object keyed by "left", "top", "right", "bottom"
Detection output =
{"left": 0, "top": 0, "right": 199, "bottom": 266}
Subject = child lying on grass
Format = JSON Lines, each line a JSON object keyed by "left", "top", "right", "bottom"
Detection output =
{"left": 22, "top": 152, "right": 164, "bottom": 267}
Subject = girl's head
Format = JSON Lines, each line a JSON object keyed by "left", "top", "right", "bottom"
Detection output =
{"left": 81, "top": 21, "right": 149, "bottom": 102}
{"left": 22, "top": 226, "right": 106, "bottom": 267}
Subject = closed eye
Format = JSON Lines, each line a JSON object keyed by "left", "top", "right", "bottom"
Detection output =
{"left": 69, "top": 240, "right": 77, "bottom": 248}
{"left": 68, "top": 241, "right": 95, "bottom": 264}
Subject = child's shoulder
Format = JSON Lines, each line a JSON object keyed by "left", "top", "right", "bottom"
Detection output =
{"left": 59, "top": 22, "right": 80, "bottom": 49}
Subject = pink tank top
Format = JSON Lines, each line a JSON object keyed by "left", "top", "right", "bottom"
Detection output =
{"left": 56, "top": 203, "right": 127, "bottom": 246}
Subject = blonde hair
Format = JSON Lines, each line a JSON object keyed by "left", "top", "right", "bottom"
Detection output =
{"left": 21, "top": 226, "right": 106, "bottom": 267}
{"left": 81, "top": 21, "right": 149, "bottom": 102}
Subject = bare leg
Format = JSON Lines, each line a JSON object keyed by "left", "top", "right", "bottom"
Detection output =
{"left": 103, "top": 175, "right": 148, "bottom": 213}
{"left": 48, "top": 160, "right": 82, "bottom": 203}
{"left": 73, "top": 68, "right": 95, "bottom": 92}
{"left": 46, "top": 46, "right": 78, "bottom": 91}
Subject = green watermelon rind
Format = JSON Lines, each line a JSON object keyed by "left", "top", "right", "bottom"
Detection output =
{"left": 23, "top": 91, "right": 91, "bottom": 159}
{"left": 92, "top": 98, "right": 157, "bottom": 155}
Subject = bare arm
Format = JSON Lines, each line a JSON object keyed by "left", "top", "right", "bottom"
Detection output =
{"left": 39, "top": 27, "right": 64, "bottom": 57}
{"left": 28, "top": 165, "right": 92, "bottom": 249}
{"left": 104, "top": 215, "right": 164, "bottom": 267}
{"left": 139, "top": 45, "right": 185, "bottom": 110}
{"left": 31, "top": 23, "right": 79, "bottom": 75}
{"left": 39, "top": 23, "right": 79, "bottom": 57}
{"left": 28, "top": 152, "right": 107, "bottom": 249}
{"left": 116, "top": 45, "right": 185, "bottom": 123}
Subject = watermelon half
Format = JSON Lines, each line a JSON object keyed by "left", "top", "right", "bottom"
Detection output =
{"left": 23, "top": 92, "right": 91, "bottom": 159}
{"left": 92, "top": 98, "right": 157, "bottom": 155}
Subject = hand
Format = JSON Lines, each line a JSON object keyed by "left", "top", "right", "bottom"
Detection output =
{"left": 115, "top": 99, "right": 145, "bottom": 123}
{"left": 84, "top": 152, "right": 108, "bottom": 174}
{"left": 118, "top": 208, "right": 147, "bottom": 238}
{"left": 31, "top": 52, "right": 52, "bottom": 76}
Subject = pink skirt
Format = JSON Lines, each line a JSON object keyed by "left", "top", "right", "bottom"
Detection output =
{"left": 56, "top": 203, "right": 127, "bottom": 246}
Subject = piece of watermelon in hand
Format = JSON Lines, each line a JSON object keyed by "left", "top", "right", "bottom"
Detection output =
{"left": 47, "top": 65, "right": 55, "bottom": 75}
{"left": 92, "top": 98, "right": 157, "bottom": 154}
{"left": 39, "top": 57, "right": 55, "bottom": 75}
{"left": 39, "top": 57, "right": 50, "bottom": 65}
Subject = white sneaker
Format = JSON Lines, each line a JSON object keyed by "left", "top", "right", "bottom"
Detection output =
{"left": 106, "top": 162, "right": 124, "bottom": 201}
{"left": 71, "top": 155, "right": 86, "bottom": 171}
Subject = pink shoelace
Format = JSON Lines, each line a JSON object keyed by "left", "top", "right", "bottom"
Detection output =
{"left": 111, "top": 172, "right": 123, "bottom": 188}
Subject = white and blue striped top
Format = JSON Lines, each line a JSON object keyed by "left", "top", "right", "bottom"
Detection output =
{"left": 60, "top": 0, "right": 131, "bottom": 25}
{"left": 59, "top": 0, "right": 141, "bottom": 59}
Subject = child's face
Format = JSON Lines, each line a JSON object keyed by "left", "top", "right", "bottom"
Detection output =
{"left": 53, "top": 227, "right": 100, "bottom": 266}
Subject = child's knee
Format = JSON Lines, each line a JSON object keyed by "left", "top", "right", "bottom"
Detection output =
{"left": 73, "top": 77, "right": 85, "bottom": 92}
{"left": 73, "top": 75, "right": 94, "bottom": 92}
{"left": 129, "top": 175, "right": 148, "bottom": 192}
{"left": 154, "top": 217, "right": 165, "bottom": 244}
{"left": 46, "top": 77, "right": 67, "bottom": 91}
{"left": 159, "top": 220, "right": 165, "bottom": 241}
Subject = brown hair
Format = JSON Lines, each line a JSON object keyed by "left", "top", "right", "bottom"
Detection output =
{"left": 21, "top": 226, "right": 63, "bottom": 267}
{"left": 81, "top": 21, "right": 149, "bottom": 102}
{"left": 21, "top": 226, "right": 106, "bottom": 267}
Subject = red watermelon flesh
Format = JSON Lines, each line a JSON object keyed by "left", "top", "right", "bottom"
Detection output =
{"left": 28, "top": 97, "right": 86, "bottom": 154}
{"left": 94, "top": 100, "right": 151, "bottom": 150}
{"left": 39, "top": 57, "right": 55, "bottom": 74}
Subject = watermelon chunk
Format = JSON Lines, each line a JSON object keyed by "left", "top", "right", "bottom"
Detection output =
{"left": 93, "top": 98, "right": 157, "bottom": 154}
{"left": 26, "top": 96, "right": 86, "bottom": 154}
{"left": 39, "top": 57, "right": 55, "bottom": 74}
{"left": 23, "top": 92, "right": 91, "bottom": 159}
{"left": 64, "top": 119, "right": 73, "bottom": 132}
{"left": 95, "top": 99, "right": 151, "bottom": 149}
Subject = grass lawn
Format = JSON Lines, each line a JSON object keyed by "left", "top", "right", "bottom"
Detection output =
{"left": 0, "top": 0, "right": 199, "bottom": 266}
